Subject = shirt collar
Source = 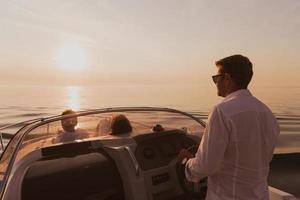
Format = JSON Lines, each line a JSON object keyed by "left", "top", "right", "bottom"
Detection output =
{"left": 223, "top": 89, "right": 252, "bottom": 101}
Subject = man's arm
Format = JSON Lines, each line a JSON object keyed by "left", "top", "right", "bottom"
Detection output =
{"left": 185, "top": 106, "right": 230, "bottom": 182}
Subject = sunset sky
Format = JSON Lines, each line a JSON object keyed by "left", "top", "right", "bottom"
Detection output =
{"left": 0, "top": 0, "right": 299, "bottom": 87}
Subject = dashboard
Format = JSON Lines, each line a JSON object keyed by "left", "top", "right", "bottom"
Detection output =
{"left": 134, "top": 129, "right": 199, "bottom": 171}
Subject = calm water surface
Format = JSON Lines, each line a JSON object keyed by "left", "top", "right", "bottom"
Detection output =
{"left": 0, "top": 85, "right": 299, "bottom": 152}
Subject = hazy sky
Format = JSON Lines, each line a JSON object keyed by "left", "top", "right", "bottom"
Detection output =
{"left": 0, "top": 0, "right": 299, "bottom": 86}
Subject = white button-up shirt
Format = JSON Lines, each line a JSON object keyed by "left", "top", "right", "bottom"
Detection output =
{"left": 185, "top": 89, "right": 280, "bottom": 200}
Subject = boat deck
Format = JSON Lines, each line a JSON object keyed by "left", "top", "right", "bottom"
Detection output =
{"left": 268, "top": 153, "right": 300, "bottom": 198}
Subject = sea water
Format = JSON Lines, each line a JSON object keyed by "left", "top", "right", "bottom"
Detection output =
{"left": 0, "top": 84, "right": 299, "bottom": 152}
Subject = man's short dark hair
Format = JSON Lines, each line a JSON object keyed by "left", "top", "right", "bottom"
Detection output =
{"left": 216, "top": 54, "right": 253, "bottom": 88}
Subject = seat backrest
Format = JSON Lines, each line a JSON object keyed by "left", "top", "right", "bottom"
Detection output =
{"left": 22, "top": 142, "right": 125, "bottom": 200}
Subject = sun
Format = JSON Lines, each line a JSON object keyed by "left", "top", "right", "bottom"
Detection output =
{"left": 55, "top": 43, "right": 87, "bottom": 72}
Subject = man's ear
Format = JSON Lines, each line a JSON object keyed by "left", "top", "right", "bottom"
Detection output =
{"left": 224, "top": 73, "right": 231, "bottom": 81}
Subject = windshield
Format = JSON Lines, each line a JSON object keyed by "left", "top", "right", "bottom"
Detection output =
{"left": 0, "top": 108, "right": 205, "bottom": 184}
{"left": 21, "top": 110, "right": 204, "bottom": 147}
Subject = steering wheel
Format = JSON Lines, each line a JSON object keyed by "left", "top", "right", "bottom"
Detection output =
{"left": 176, "top": 145, "right": 207, "bottom": 199}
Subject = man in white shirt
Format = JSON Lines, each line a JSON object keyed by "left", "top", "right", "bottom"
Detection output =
{"left": 178, "top": 55, "right": 280, "bottom": 200}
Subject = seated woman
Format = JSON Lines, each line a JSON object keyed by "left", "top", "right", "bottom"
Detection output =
{"left": 53, "top": 109, "right": 89, "bottom": 143}
{"left": 110, "top": 114, "right": 132, "bottom": 135}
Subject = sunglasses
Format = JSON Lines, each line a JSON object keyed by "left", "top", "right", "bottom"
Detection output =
{"left": 212, "top": 74, "right": 224, "bottom": 84}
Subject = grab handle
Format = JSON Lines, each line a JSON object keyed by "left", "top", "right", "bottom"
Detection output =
{"left": 124, "top": 146, "right": 140, "bottom": 176}
{"left": 104, "top": 145, "right": 140, "bottom": 176}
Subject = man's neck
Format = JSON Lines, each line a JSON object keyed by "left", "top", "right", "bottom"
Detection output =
{"left": 224, "top": 87, "right": 245, "bottom": 97}
{"left": 63, "top": 128, "right": 75, "bottom": 132}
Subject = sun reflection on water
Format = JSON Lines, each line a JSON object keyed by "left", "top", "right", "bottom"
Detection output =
{"left": 66, "top": 86, "right": 81, "bottom": 111}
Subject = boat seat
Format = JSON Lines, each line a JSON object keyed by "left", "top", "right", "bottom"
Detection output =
{"left": 21, "top": 142, "right": 125, "bottom": 200}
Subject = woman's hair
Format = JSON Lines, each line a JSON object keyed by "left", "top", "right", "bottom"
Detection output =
{"left": 110, "top": 114, "right": 132, "bottom": 134}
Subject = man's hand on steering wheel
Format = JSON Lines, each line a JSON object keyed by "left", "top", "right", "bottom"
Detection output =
{"left": 178, "top": 149, "right": 194, "bottom": 163}
{"left": 176, "top": 145, "right": 207, "bottom": 199}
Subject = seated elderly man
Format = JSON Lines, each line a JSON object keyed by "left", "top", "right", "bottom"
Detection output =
{"left": 53, "top": 109, "right": 89, "bottom": 143}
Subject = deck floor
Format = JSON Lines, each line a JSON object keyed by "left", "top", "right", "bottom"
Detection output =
{"left": 268, "top": 153, "right": 300, "bottom": 198}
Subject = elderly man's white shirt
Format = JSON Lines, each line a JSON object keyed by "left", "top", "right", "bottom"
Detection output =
{"left": 185, "top": 89, "right": 280, "bottom": 200}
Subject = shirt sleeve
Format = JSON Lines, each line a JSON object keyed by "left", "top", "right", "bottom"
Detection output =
{"left": 185, "top": 105, "right": 230, "bottom": 182}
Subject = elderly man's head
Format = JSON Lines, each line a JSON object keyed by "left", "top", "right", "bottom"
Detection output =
{"left": 61, "top": 109, "right": 78, "bottom": 132}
